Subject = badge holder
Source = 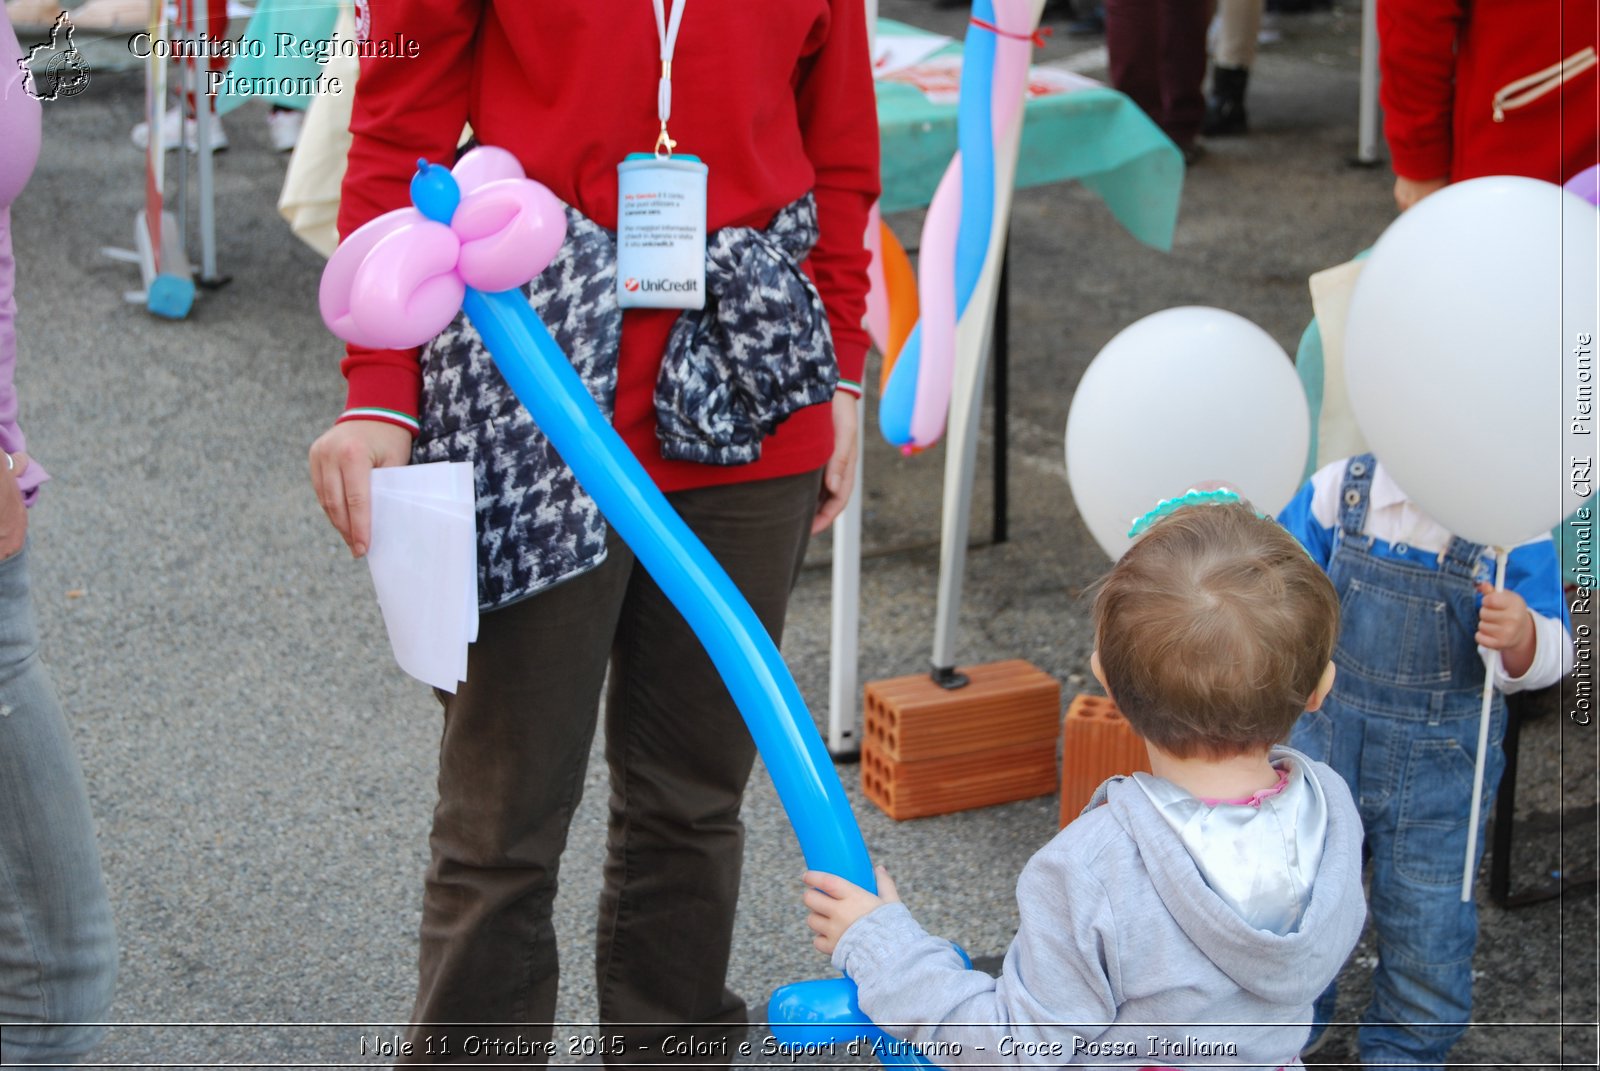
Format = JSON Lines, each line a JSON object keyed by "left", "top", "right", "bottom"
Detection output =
{"left": 616, "top": 152, "right": 708, "bottom": 310}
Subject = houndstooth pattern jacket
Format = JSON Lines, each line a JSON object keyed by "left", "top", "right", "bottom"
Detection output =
{"left": 412, "top": 195, "right": 837, "bottom": 610}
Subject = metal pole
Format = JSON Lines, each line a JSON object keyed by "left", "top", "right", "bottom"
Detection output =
{"left": 174, "top": 20, "right": 188, "bottom": 261}
{"left": 1355, "top": 0, "right": 1381, "bottom": 165}
{"left": 992, "top": 246, "right": 1009, "bottom": 545}
{"left": 193, "top": 0, "right": 219, "bottom": 284}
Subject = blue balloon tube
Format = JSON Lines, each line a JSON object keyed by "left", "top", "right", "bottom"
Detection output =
{"left": 462, "top": 287, "right": 876, "bottom": 890}
{"left": 877, "top": 322, "right": 923, "bottom": 446}
{"left": 953, "top": 0, "right": 997, "bottom": 311}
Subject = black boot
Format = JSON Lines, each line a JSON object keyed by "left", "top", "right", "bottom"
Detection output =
{"left": 1203, "top": 65, "right": 1250, "bottom": 138}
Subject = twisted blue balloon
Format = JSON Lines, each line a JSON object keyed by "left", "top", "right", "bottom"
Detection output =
{"left": 409, "top": 162, "right": 938, "bottom": 1067}
{"left": 879, "top": 0, "right": 999, "bottom": 448}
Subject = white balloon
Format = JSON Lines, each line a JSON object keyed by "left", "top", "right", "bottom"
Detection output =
{"left": 1065, "top": 307, "right": 1311, "bottom": 560}
{"left": 1344, "top": 177, "right": 1599, "bottom": 549}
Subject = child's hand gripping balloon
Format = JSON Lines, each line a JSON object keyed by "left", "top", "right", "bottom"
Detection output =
{"left": 804, "top": 865, "right": 901, "bottom": 956}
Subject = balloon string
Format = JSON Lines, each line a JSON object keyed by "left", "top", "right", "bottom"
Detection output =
{"left": 968, "top": 17, "right": 1051, "bottom": 48}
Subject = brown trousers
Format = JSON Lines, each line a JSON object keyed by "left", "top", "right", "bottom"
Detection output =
{"left": 1104, "top": 0, "right": 1212, "bottom": 150}
{"left": 401, "top": 469, "right": 823, "bottom": 1067}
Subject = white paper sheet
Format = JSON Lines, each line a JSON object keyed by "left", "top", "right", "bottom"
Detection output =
{"left": 366, "top": 463, "right": 478, "bottom": 692}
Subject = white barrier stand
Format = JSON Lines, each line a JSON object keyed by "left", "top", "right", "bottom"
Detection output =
{"left": 825, "top": 0, "right": 877, "bottom": 760}
{"left": 105, "top": 0, "right": 229, "bottom": 317}
{"left": 827, "top": 397, "right": 866, "bottom": 758}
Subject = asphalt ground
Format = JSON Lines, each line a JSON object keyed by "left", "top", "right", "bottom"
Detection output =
{"left": 7, "top": 0, "right": 1597, "bottom": 1066}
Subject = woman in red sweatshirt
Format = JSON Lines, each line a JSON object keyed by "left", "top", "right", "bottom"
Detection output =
{"left": 307, "top": 2, "right": 879, "bottom": 1063}
{"left": 1380, "top": 0, "right": 1597, "bottom": 211}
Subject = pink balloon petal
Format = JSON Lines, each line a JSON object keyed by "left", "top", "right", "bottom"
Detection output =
{"left": 452, "top": 146, "right": 528, "bottom": 196}
{"left": 348, "top": 221, "right": 466, "bottom": 350}
{"left": 319, "top": 208, "right": 426, "bottom": 346}
{"left": 322, "top": 150, "right": 568, "bottom": 350}
{"left": 454, "top": 179, "right": 569, "bottom": 293}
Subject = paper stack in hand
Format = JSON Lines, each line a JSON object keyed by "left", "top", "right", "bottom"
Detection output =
{"left": 365, "top": 462, "right": 479, "bottom": 693}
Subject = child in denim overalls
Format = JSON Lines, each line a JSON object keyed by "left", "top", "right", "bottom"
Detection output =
{"left": 1279, "top": 454, "right": 1573, "bottom": 1070}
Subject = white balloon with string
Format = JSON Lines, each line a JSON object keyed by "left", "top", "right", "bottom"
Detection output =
{"left": 1343, "top": 176, "right": 1599, "bottom": 901}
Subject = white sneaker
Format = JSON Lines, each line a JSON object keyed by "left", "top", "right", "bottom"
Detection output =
{"left": 130, "top": 106, "right": 229, "bottom": 153}
{"left": 266, "top": 108, "right": 304, "bottom": 153}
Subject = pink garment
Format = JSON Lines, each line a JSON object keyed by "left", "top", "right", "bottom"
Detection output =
{"left": 1, "top": 7, "right": 50, "bottom": 503}
{"left": 1200, "top": 766, "right": 1293, "bottom": 808}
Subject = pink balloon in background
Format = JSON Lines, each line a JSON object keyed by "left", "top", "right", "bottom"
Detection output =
{"left": 905, "top": 0, "right": 1042, "bottom": 449}
{"left": 864, "top": 203, "right": 890, "bottom": 356}
{"left": 909, "top": 161, "right": 962, "bottom": 448}
{"left": 990, "top": 0, "right": 1037, "bottom": 133}
{"left": 1565, "top": 164, "right": 1600, "bottom": 208}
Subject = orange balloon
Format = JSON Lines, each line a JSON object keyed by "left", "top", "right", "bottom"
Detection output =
{"left": 876, "top": 218, "right": 920, "bottom": 392}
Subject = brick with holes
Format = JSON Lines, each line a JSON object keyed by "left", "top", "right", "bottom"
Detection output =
{"left": 1058, "top": 692, "right": 1151, "bottom": 827}
{"left": 859, "top": 661, "right": 1060, "bottom": 820}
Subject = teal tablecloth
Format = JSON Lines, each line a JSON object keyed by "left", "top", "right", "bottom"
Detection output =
{"left": 875, "top": 18, "right": 1183, "bottom": 251}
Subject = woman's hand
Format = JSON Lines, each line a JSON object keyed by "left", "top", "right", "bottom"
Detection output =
{"left": 0, "top": 452, "right": 28, "bottom": 561}
{"left": 309, "top": 420, "right": 415, "bottom": 558}
{"left": 802, "top": 865, "right": 899, "bottom": 956}
{"left": 1394, "top": 175, "right": 1448, "bottom": 213}
{"left": 812, "top": 391, "right": 860, "bottom": 535}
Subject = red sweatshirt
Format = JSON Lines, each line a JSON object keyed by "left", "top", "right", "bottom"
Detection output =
{"left": 336, "top": 0, "right": 880, "bottom": 491}
{"left": 1378, "top": 0, "right": 1598, "bottom": 185}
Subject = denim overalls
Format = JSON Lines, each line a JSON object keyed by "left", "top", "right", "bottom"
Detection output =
{"left": 1289, "top": 455, "right": 1507, "bottom": 1071}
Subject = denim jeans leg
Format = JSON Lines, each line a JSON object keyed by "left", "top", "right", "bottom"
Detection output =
{"left": 0, "top": 544, "right": 117, "bottom": 1064}
{"left": 1359, "top": 710, "right": 1505, "bottom": 1070}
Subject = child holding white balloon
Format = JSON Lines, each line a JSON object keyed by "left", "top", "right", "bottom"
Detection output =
{"left": 804, "top": 497, "right": 1367, "bottom": 1067}
{"left": 1277, "top": 453, "right": 1573, "bottom": 1069}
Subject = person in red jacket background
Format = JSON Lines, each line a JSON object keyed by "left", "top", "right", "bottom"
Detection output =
{"left": 1379, "top": 0, "right": 1598, "bottom": 211}
{"left": 307, "top": 1, "right": 879, "bottom": 1064}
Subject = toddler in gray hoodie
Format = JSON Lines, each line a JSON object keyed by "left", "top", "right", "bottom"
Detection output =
{"left": 804, "top": 498, "right": 1368, "bottom": 1068}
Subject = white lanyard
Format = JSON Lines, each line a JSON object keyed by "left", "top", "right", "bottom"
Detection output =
{"left": 651, "top": 0, "right": 688, "bottom": 156}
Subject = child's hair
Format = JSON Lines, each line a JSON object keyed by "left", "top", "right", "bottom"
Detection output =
{"left": 1093, "top": 501, "right": 1339, "bottom": 758}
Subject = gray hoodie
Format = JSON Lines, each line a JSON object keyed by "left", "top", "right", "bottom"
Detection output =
{"left": 831, "top": 753, "right": 1366, "bottom": 1068}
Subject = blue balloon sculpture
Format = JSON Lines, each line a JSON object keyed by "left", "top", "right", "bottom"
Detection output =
{"left": 401, "top": 161, "right": 940, "bottom": 1069}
